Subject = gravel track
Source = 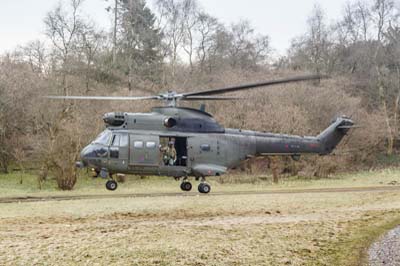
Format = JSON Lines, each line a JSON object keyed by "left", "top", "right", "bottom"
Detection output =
{"left": 369, "top": 226, "right": 400, "bottom": 266}
{"left": 0, "top": 185, "right": 399, "bottom": 204}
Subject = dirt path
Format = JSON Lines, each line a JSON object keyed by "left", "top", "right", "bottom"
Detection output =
{"left": 1, "top": 185, "right": 399, "bottom": 204}
{"left": 369, "top": 226, "right": 400, "bottom": 266}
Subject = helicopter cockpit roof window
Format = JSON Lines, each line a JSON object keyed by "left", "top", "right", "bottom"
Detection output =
{"left": 93, "top": 130, "right": 112, "bottom": 145}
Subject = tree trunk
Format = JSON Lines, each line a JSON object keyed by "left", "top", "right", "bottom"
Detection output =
{"left": 112, "top": 0, "right": 118, "bottom": 65}
{"left": 270, "top": 156, "right": 280, "bottom": 183}
{"left": 376, "top": 64, "right": 394, "bottom": 155}
{"left": 1, "top": 157, "right": 8, "bottom": 174}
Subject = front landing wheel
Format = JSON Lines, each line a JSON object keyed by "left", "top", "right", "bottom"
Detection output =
{"left": 198, "top": 183, "right": 211, "bottom": 194}
{"left": 180, "top": 181, "right": 192, "bottom": 191}
{"left": 106, "top": 180, "right": 118, "bottom": 191}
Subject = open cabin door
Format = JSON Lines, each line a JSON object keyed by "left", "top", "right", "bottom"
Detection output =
{"left": 129, "top": 135, "right": 159, "bottom": 166}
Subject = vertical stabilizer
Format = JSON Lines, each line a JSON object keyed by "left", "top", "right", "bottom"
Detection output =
{"left": 317, "top": 116, "right": 354, "bottom": 155}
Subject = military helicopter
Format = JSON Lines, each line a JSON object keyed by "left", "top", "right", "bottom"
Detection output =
{"left": 47, "top": 75, "right": 355, "bottom": 193}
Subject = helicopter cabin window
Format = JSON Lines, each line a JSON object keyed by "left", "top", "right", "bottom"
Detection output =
{"left": 200, "top": 144, "right": 211, "bottom": 151}
{"left": 159, "top": 137, "right": 187, "bottom": 167}
{"left": 120, "top": 134, "right": 128, "bottom": 147}
{"left": 134, "top": 141, "right": 144, "bottom": 149}
{"left": 146, "top": 141, "right": 156, "bottom": 149}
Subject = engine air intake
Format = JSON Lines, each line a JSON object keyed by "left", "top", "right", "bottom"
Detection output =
{"left": 164, "top": 117, "right": 177, "bottom": 128}
{"left": 103, "top": 112, "right": 125, "bottom": 127}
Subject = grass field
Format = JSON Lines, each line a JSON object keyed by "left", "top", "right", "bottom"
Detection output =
{"left": 0, "top": 169, "right": 400, "bottom": 265}
{"left": 1, "top": 168, "right": 400, "bottom": 197}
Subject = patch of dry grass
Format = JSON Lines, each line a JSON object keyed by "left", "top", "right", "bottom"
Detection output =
{"left": 0, "top": 183, "right": 400, "bottom": 265}
{"left": 1, "top": 167, "right": 400, "bottom": 198}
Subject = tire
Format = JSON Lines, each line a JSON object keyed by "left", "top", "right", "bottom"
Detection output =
{"left": 180, "top": 182, "right": 192, "bottom": 191}
{"left": 198, "top": 183, "right": 204, "bottom": 193}
{"left": 106, "top": 180, "right": 118, "bottom": 191}
{"left": 201, "top": 183, "right": 211, "bottom": 194}
{"left": 198, "top": 183, "right": 211, "bottom": 194}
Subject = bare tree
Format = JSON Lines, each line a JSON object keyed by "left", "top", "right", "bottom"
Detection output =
{"left": 372, "top": 0, "right": 397, "bottom": 42}
{"left": 307, "top": 4, "right": 329, "bottom": 73}
{"left": 0, "top": 57, "right": 42, "bottom": 173}
{"left": 370, "top": 0, "right": 400, "bottom": 154}
{"left": 228, "top": 20, "right": 254, "bottom": 68}
{"left": 44, "top": 0, "right": 85, "bottom": 95}
{"left": 105, "top": 0, "right": 121, "bottom": 64}
{"left": 78, "top": 24, "right": 106, "bottom": 92}
{"left": 155, "top": 0, "right": 186, "bottom": 82}
{"left": 195, "top": 12, "right": 220, "bottom": 72}
{"left": 181, "top": 0, "right": 199, "bottom": 73}
{"left": 250, "top": 35, "right": 272, "bottom": 67}
{"left": 21, "top": 40, "right": 48, "bottom": 74}
{"left": 356, "top": 0, "right": 371, "bottom": 41}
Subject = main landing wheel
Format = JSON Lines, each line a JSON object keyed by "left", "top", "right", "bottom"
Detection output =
{"left": 180, "top": 181, "right": 192, "bottom": 191}
{"left": 198, "top": 183, "right": 211, "bottom": 194}
{"left": 106, "top": 180, "right": 118, "bottom": 191}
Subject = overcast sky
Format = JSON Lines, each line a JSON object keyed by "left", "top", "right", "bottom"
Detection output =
{"left": 0, "top": 0, "right": 350, "bottom": 55}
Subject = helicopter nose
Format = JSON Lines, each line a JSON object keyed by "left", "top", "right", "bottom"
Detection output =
{"left": 80, "top": 145, "right": 92, "bottom": 166}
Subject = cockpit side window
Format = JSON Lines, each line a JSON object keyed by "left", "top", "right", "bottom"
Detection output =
{"left": 111, "top": 134, "right": 120, "bottom": 147}
{"left": 110, "top": 134, "right": 128, "bottom": 159}
{"left": 110, "top": 134, "right": 120, "bottom": 159}
{"left": 110, "top": 133, "right": 128, "bottom": 148}
{"left": 93, "top": 130, "right": 112, "bottom": 145}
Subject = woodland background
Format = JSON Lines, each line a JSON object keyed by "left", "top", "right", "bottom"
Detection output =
{"left": 1, "top": 0, "right": 400, "bottom": 189}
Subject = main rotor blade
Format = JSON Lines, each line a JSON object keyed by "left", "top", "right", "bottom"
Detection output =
{"left": 183, "top": 74, "right": 327, "bottom": 97}
{"left": 45, "top": 95, "right": 160, "bottom": 101}
{"left": 182, "top": 96, "right": 242, "bottom": 101}
{"left": 337, "top": 125, "right": 362, "bottom": 129}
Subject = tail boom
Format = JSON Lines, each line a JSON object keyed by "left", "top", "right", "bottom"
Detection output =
{"left": 253, "top": 116, "right": 354, "bottom": 156}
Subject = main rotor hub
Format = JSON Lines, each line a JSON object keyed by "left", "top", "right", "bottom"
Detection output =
{"left": 159, "top": 91, "right": 182, "bottom": 107}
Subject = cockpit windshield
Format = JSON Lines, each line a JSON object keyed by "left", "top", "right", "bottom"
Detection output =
{"left": 93, "top": 130, "right": 112, "bottom": 145}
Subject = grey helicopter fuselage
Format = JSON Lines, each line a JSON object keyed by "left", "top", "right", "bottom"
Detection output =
{"left": 80, "top": 106, "right": 354, "bottom": 179}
